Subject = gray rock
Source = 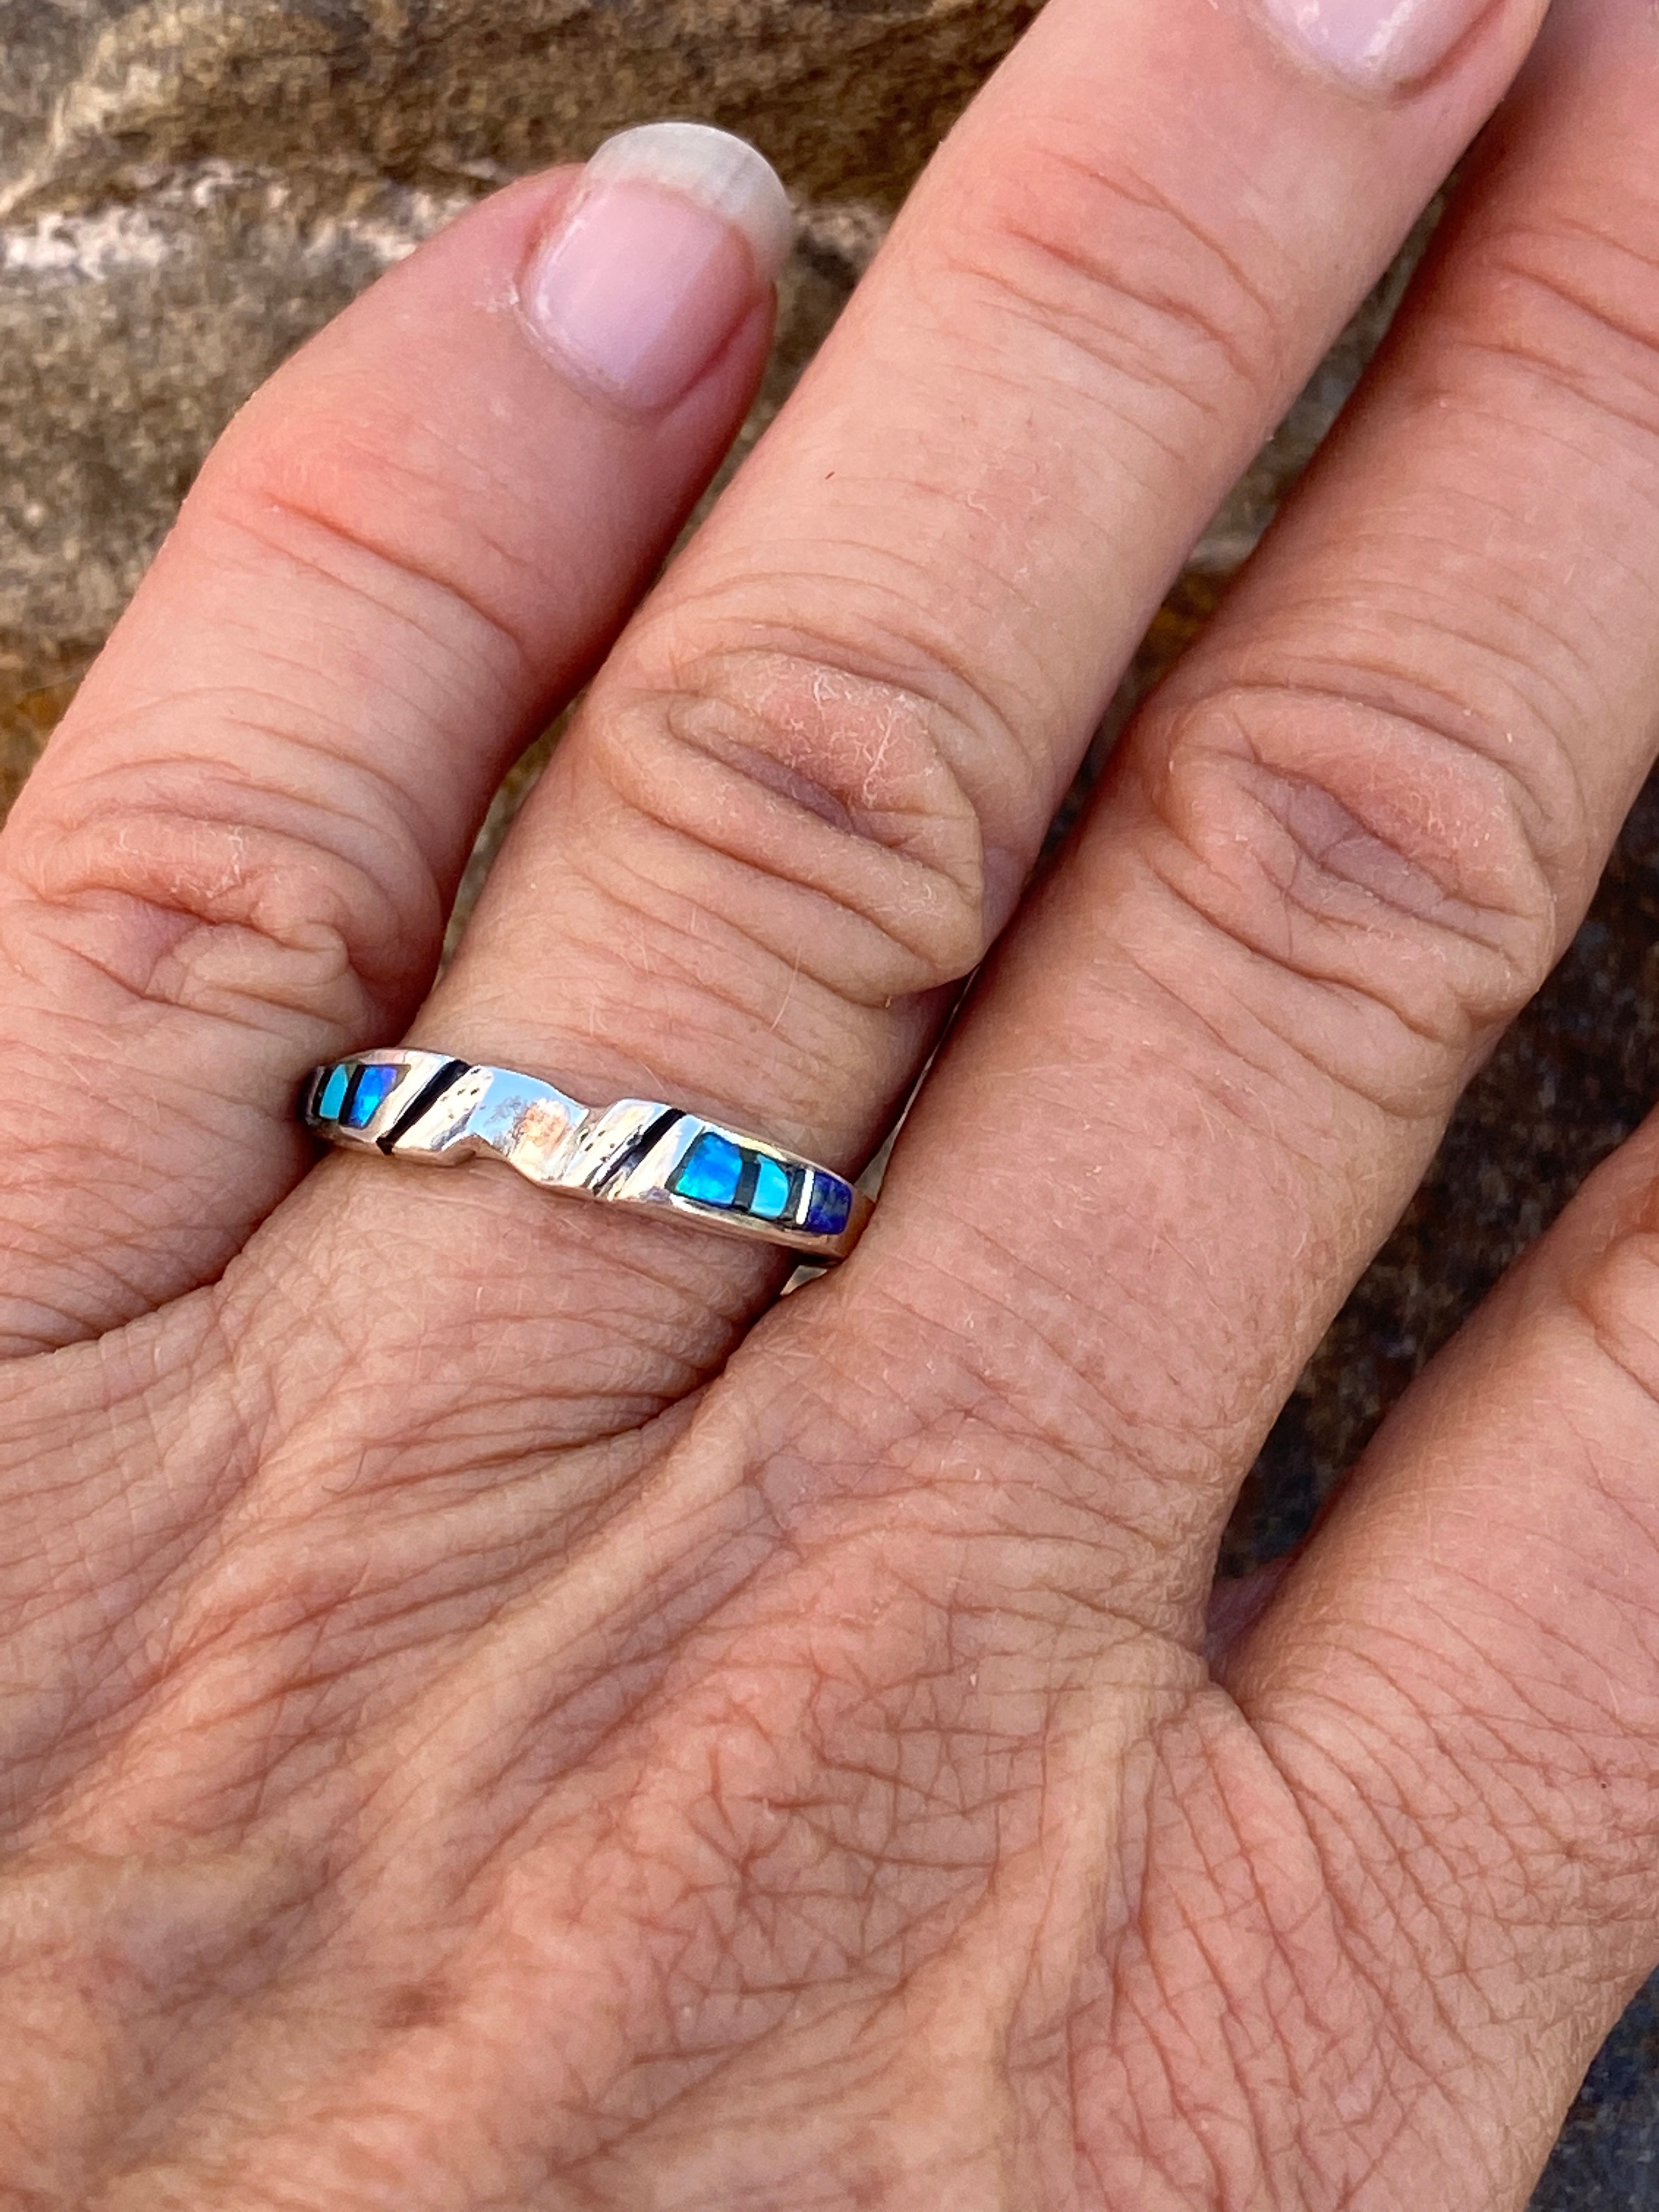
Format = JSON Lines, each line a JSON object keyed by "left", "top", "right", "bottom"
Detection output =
{"left": 0, "top": 0, "right": 1035, "bottom": 738}
{"left": 0, "top": 0, "right": 1035, "bottom": 214}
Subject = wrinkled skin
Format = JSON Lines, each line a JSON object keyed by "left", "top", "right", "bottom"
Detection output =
{"left": 8, "top": 0, "right": 1659, "bottom": 2203}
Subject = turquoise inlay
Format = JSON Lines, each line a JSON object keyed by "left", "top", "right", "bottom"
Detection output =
{"left": 673, "top": 1132, "right": 744, "bottom": 1208}
{"left": 317, "top": 1063, "right": 349, "bottom": 1120}
{"left": 343, "top": 1063, "right": 399, "bottom": 1129}
{"left": 752, "top": 1155, "right": 791, "bottom": 1220}
{"left": 804, "top": 1175, "right": 853, "bottom": 1238}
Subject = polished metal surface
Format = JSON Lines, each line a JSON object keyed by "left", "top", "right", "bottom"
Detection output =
{"left": 301, "top": 1050, "right": 872, "bottom": 1262}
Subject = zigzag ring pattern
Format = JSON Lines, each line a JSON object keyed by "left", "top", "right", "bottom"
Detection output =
{"left": 301, "top": 1051, "right": 871, "bottom": 1262}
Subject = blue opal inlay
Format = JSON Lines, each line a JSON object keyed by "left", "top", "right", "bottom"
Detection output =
{"left": 752, "top": 1155, "right": 791, "bottom": 1220}
{"left": 673, "top": 1132, "right": 744, "bottom": 1208}
{"left": 804, "top": 1175, "right": 853, "bottom": 1238}
{"left": 342, "top": 1063, "right": 399, "bottom": 1130}
{"left": 317, "top": 1063, "right": 350, "bottom": 1120}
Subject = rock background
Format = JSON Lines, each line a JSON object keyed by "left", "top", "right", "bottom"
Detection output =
{"left": 3, "top": 2, "right": 1658, "bottom": 2200}
{"left": 0, "top": 0, "right": 1038, "bottom": 802}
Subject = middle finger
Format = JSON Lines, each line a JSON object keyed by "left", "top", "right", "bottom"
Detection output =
{"left": 276, "top": 0, "right": 1548, "bottom": 1420}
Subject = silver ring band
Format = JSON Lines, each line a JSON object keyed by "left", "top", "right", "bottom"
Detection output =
{"left": 301, "top": 1051, "right": 872, "bottom": 1262}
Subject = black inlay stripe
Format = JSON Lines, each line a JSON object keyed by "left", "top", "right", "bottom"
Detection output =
{"left": 786, "top": 1165, "right": 808, "bottom": 1223}
{"left": 594, "top": 1108, "right": 684, "bottom": 1194}
{"left": 378, "top": 1059, "right": 471, "bottom": 1153}
{"left": 732, "top": 1153, "right": 761, "bottom": 1213}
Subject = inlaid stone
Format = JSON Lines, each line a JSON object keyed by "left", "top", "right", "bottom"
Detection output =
{"left": 804, "top": 1174, "right": 853, "bottom": 1238}
{"left": 673, "top": 1132, "right": 744, "bottom": 1209}
{"left": 752, "top": 1156, "right": 791, "bottom": 1221}
{"left": 316, "top": 1064, "right": 349, "bottom": 1121}
{"left": 342, "top": 1063, "right": 399, "bottom": 1129}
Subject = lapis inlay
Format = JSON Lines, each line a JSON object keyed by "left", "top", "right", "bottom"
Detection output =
{"left": 804, "top": 1174, "right": 853, "bottom": 1238}
{"left": 317, "top": 1063, "right": 350, "bottom": 1120}
{"left": 752, "top": 1155, "right": 791, "bottom": 1220}
{"left": 342, "top": 1063, "right": 399, "bottom": 1129}
{"left": 673, "top": 1132, "right": 744, "bottom": 1208}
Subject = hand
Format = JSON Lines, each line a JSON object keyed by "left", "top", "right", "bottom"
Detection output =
{"left": 5, "top": 0, "right": 1659, "bottom": 2200}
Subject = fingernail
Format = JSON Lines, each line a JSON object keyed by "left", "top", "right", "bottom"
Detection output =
{"left": 519, "top": 122, "right": 793, "bottom": 410}
{"left": 1256, "top": 0, "right": 1487, "bottom": 89}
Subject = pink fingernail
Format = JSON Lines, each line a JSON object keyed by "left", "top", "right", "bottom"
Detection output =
{"left": 1257, "top": 0, "right": 1489, "bottom": 89}
{"left": 518, "top": 122, "right": 793, "bottom": 411}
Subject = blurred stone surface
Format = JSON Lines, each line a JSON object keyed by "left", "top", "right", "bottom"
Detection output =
{"left": 2, "top": 3, "right": 1658, "bottom": 2202}
{"left": 0, "top": 0, "right": 1037, "bottom": 712}
{"left": 1536, "top": 1981, "right": 1659, "bottom": 2212}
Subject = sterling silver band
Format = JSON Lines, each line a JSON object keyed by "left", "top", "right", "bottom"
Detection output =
{"left": 301, "top": 1051, "right": 872, "bottom": 1262}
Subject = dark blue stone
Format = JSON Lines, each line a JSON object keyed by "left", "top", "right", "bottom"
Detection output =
{"left": 673, "top": 1132, "right": 744, "bottom": 1208}
{"left": 752, "top": 1155, "right": 791, "bottom": 1220}
{"left": 317, "top": 1063, "right": 349, "bottom": 1120}
{"left": 804, "top": 1175, "right": 852, "bottom": 1237}
{"left": 342, "top": 1063, "right": 399, "bottom": 1129}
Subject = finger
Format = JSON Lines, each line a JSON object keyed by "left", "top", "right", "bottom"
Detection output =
{"left": 1212, "top": 1096, "right": 1659, "bottom": 2200}
{"left": 0, "top": 127, "right": 789, "bottom": 1351}
{"left": 772, "top": 0, "right": 1659, "bottom": 1627}
{"left": 266, "top": 0, "right": 1547, "bottom": 1419}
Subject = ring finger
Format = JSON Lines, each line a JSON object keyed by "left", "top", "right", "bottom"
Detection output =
{"left": 259, "top": 0, "right": 1549, "bottom": 1437}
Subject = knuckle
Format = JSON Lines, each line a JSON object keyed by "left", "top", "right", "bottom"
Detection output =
{"left": 936, "top": 136, "right": 1286, "bottom": 423}
{"left": 209, "top": 391, "right": 544, "bottom": 686}
{"left": 1448, "top": 206, "right": 1659, "bottom": 445}
{"left": 1563, "top": 1177, "right": 1659, "bottom": 1422}
{"left": 584, "top": 639, "right": 1000, "bottom": 1003}
{"left": 6, "top": 745, "right": 439, "bottom": 1032}
{"left": 1137, "top": 679, "right": 1570, "bottom": 1101}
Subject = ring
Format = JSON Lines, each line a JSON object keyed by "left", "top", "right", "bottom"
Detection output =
{"left": 301, "top": 1050, "right": 872, "bottom": 1262}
